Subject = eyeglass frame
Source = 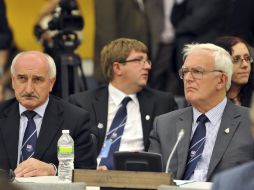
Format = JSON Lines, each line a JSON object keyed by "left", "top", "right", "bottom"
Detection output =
{"left": 178, "top": 67, "right": 223, "bottom": 80}
{"left": 232, "top": 55, "right": 253, "bottom": 65}
{"left": 118, "top": 58, "right": 152, "bottom": 66}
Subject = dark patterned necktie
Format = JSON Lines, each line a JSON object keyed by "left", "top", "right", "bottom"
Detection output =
{"left": 182, "top": 114, "right": 209, "bottom": 180}
{"left": 20, "top": 111, "right": 37, "bottom": 162}
{"left": 99, "top": 97, "right": 132, "bottom": 169}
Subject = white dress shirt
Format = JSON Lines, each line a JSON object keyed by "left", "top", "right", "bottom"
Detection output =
{"left": 17, "top": 98, "right": 49, "bottom": 165}
{"left": 107, "top": 83, "right": 144, "bottom": 152}
{"left": 97, "top": 84, "right": 144, "bottom": 165}
{"left": 190, "top": 97, "right": 227, "bottom": 181}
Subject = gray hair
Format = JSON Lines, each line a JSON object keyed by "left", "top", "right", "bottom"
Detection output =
{"left": 10, "top": 51, "right": 56, "bottom": 78}
{"left": 182, "top": 43, "right": 233, "bottom": 91}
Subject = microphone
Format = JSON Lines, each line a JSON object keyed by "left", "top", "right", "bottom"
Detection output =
{"left": 165, "top": 129, "right": 185, "bottom": 173}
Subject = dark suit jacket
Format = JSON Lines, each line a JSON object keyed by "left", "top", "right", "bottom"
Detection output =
{"left": 0, "top": 0, "right": 12, "bottom": 49}
{"left": 149, "top": 100, "right": 254, "bottom": 181}
{"left": 226, "top": 0, "right": 254, "bottom": 46}
{"left": 0, "top": 95, "right": 96, "bottom": 171}
{"left": 212, "top": 161, "right": 254, "bottom": 190}
{"left": 171, "top": 0, "right": 232, "bottom": 69}
{"left": 69, "top": 86, "right": 177, "bottom": 155}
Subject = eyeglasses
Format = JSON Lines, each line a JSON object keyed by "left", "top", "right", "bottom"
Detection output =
{"left": 119, "top": 58, "right": 152, "bottom": 66}
{"left": 178, "top": 67, "right": 223, "bottom": 80}
{"left": 232, "top": 55, "right": 253, "bottom": 64}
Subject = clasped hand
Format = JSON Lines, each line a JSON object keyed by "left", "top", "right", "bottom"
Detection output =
{"left": 14, "top": 158, "right": 55, "bottom": 177}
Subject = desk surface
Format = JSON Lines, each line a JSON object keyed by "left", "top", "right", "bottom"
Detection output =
{"left": 14, "top": 182, "right": 86, "bottom": 190}
{"left": 13, "top": 176, "right": 99, "bottom": 190}
{"left": 13, "top": 176, "right": 212, "bottom": 190}
{"left": 160, "top": 182, "right": 212, "bottom": 190}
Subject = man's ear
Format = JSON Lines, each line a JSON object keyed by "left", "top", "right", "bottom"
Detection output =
{"left": 217, "top": 73, "right": 228, "bottom": 90}
{"left": 11, "top": 75, "right": 15, "bottom": 90}
{"left": 49, "top": 77, "right": 56, "bottom": 92}
{"left": 112, "top": 62, "right": 123, "bottom": 76}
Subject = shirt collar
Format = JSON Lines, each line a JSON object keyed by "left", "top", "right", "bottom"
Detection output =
{"left": 193, "top": 97, "right": 227, "bottom": 125}
{"left": 19, "top": 98, "right": 49, "bottom": 118}
{"left": 109, "top": 83, "right": 138, "bottom": 106}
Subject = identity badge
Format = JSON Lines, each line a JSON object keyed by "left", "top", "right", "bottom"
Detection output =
{"left": 99, "top": 139, "right": 112, "bottom": 158}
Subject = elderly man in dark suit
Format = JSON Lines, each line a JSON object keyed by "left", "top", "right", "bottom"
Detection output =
{"left": 149, "top": 43, "right": 254, "bottom": 181}
{"left": 69, "top": 38, "right": 177, "bottom": 170}
{"left": 212, "top": 94, "right": 254, "bottom": 190}
{"left": 0, "top": 51, "right": 96, "bottom": 177}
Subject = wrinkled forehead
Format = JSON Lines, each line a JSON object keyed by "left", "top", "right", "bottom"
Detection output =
{"left": 17, "top": 51, "right": 46, "bottom": 62}
{"left": 16, "top": 52, "right": 48, "bottom": 68}
{"left": 183, "top": 49, "right": 215, "bottom": 69}
{"left": 13, "top": 52, "right": 50, "bottom": 76}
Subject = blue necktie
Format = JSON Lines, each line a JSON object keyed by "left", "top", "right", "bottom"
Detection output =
{"left": 20, "top": 111, "right": 37, "bottom": 162}
{"left": 182, "top": 114, "right": 209, "bottom": 180}
{"left": 99, "top": 97, "right": 132, "bottom": 169}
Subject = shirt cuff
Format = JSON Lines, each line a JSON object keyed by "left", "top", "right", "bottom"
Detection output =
{"left": 50, "top": 163, "right": 57, "bottom": 176}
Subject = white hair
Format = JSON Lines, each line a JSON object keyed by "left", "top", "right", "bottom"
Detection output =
{"left": 10, "top": 51, "right": 56, "bottom": 78}
{"left": 182, "top": 43, "right": 233, "bottom": 91}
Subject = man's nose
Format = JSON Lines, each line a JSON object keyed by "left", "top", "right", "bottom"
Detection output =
{"left": 184, "top": 71, "right": 194, "bottom": 81}
{"left": 144, "top": 61, "right": 151, "bottom": 70}
{"left": 25, "top": 80, "right": 34, "bottom": 93}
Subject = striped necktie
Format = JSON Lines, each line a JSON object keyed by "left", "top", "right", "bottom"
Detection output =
{"left": 20, "top": 111, "right": 37, "bottom": 162}
{"left": 182, "top": 114, "right": 209, "bottom": 180}
{"left": 99, "top": 97, "right": 132, "bottom": 169}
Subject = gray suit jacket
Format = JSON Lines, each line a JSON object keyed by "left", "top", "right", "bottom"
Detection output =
{"left": 149, "top": 100, "right": 254, "bottom": 181}
{"left": 212, "top": 161, "right": 254, "bottom": 190}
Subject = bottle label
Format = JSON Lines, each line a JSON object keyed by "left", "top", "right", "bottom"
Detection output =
{"left": 58, "top": 147, "right": 73, "bottom": 153}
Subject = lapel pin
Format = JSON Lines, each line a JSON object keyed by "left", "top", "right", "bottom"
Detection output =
{"left": 145, "top": 115, "right": 150, "bottom": 121}
{"left": 97, "top": 123, "right": 103, "bottom": 129}
{"left": 224, "top": 128, "right": 230, "bottom": 134}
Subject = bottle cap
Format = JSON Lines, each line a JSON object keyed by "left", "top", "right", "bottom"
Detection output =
{"left": 62, "top": 130, "right": 70, "bottom": 134}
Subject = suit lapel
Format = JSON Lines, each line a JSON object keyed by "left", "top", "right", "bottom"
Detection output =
{"left": 92, "top": 87, "right": 109, "bottom": 149}
{"left": 176, "top": 107, "right": 193, "bottom": 179}
{"left": 0, "top": 101, "right": 20, "bottom": 169}
{"left": 35, "top": 97, "right": 63, "bottom": 159}
{"left": 138, "top": 90, "right": 154, "bottom": 150}
{"left": 207, "top": 101, "right": 240, "bottom": 179}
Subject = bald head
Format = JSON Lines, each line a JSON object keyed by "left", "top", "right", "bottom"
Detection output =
{"left": 11, "top": 50, "right": 56, "bottom": 110}
{"left": 11, "top": 51, "right": 56, "bottom": 78}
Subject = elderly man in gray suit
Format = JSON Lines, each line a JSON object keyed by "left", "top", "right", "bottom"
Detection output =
{"left": 212, "top": 94, "right": 254, "bottom": 190}
{"left": 149, "top": 43, "right": 254, "bottom": 182}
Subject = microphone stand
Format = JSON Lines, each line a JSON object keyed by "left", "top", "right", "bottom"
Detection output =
{"left": 165, "top": 129, "right": 185, "bottom": 173}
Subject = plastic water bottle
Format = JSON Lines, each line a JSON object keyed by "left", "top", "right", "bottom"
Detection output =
{"left": 57, "top": 130, "right": 74, "bottom": 183}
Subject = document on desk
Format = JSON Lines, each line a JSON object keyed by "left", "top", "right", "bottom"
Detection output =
{"left": 15, "top": 176, "right": 59, "bottom": 183}
{"left": 174, "top": 180, "right": 212, "bottom": 189}
{"left": 14, "top": 177, "right": 100, "bottom": 190}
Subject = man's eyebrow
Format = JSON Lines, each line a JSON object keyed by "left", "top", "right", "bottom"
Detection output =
{"left": 16, "top": 74, "right": 26, "bottom": 77}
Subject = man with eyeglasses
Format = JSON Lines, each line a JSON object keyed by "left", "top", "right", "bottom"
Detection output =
{"left": 69, "top": 38, "right": 177, "bottom": 170}
{"left": 149, "top": 43, "right": 254, "bottom": 181}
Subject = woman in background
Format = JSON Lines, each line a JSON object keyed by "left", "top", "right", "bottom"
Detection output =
{"left": 215, "top": 36, "right": 254, "bottom": 107}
